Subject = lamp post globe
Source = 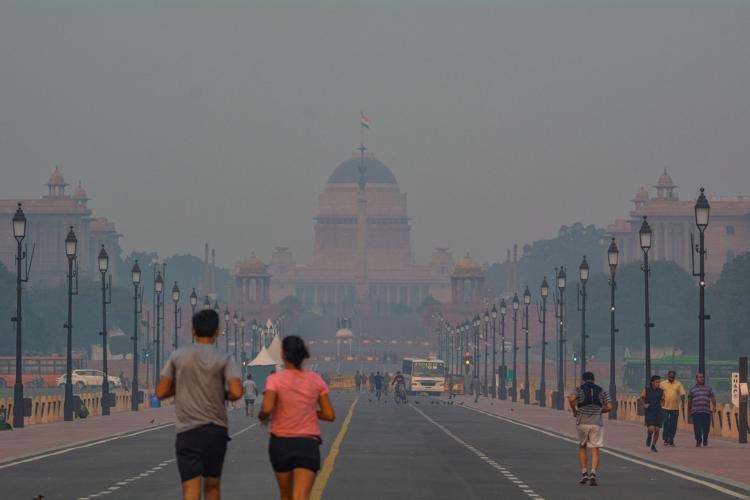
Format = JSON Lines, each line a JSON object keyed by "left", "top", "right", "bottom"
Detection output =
{"left": 500, "top": 299, "right": 506, "bottom": 316}
{"left": 608, "top": 238, "right": 619, "bottom": 272}
{"left": 132, "top": 261, "right": 141, "bottom": 286}
{"left": 213, "top": 300, "right": 219, "bottom": 311}
{"left": 695, "top": 187, "right": 710, "bottom": 229}
{"left": 541, "top": 277, "right": 549, "bottom": 299}
{"left": 172, "top": 282, "right": 181, "bottom": 304}
{"left": 203, "top": 296, "right": 211, "bottom": 310}
{"left": 512, "top": 293, "right": 519, "bottom": 311}
{"left": 557, "top": 267, "right": 566, "bottom": 291}
{"left": 639, "top": 216, "right": 652, "bottom": 251}
{"left": 579, "top": 256, "right": 589, "bottom": 285}
{"left": 98, "top": 245, "right": 109, "bottom": 273}
{"left": 65, "top": 226, "right": 78, "bottom": 258}
{"left": 12, "top": 203, "right": 26, "bottom": 241}
{"left": 155, "top": 272, "right": 164, "bottom": 293}
{"left": 190, "top": 289, "right": 198, "bottom": 308}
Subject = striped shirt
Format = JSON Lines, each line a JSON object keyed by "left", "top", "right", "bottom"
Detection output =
{"left": 574, "top": 385, "right": 611, "bottom": 426}
{"left": 688, "top": 385, "right": 715, "bottom": 414}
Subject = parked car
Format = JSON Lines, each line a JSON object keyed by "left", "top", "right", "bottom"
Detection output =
{"left": 56, "top": 370, "right": 122, "bottom": 390}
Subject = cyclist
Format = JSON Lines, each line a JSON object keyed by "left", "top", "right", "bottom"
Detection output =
{"left": 391, "top": 371, "right": 406, "bottom": 402}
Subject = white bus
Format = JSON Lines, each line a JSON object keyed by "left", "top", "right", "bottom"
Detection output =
{"left": 401, "top": 358, "right": 446, "bottom": 396}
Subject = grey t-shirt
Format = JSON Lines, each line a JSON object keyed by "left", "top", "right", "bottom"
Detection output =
{"left": 161, "top": 344, "right": 241, "bottom": 433}
{"left": 243, "top": 380, "right": 258, "bottom": 400}
{"left": 574, "top": 385, "right": 611, "bottom": 426}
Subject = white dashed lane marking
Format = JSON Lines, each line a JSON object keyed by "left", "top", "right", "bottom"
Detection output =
{"left": 411, "top": 405, "right": 545, "bottom": 500}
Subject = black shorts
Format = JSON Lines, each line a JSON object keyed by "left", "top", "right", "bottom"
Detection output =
{"left": 268, "top": 436, "right": 321, "bottom": 473}
{"left": 175, "top": 424, "right": 230, "bottom": 482}
{"left": 645, "top": 411, "right": 663, "bottom": 428}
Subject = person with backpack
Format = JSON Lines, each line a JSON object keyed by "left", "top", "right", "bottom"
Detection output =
{"left": 640, "top": 375, "right": 665, "bottom": 452}
{"left": 568, "top": 372, "right": 612, "bottom": 487}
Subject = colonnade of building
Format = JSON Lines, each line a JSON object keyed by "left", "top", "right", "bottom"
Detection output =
{"left": 293, "top": 282, "right": 434, "bottom": 309}
{"left": 237, "top": 276, "right": 271, "bottom": 305}
{"left": 451, "top": 277, "right": 486, "bottom": 305}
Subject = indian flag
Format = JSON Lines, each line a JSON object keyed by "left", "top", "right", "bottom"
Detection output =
{"left": 360, "top": 113, "right": 371, "bottom": 129}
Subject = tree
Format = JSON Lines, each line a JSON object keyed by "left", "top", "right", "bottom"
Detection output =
{"left": 707, "top": 252, "right": 750, "bottom": 358}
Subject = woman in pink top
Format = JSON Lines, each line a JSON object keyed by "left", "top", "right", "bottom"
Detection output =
{"left": 259, "top": 336, "right": 336, "bottom": 500}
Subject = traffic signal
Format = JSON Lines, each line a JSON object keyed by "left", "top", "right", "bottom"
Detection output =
{"left": 465, "top": 351, "right": 471, "bottom": 366}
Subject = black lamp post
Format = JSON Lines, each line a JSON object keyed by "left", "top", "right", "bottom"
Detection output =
{"left": 577, "top": 256, "right": 589, "bottom": 374}
{"left": 693, "top": 188, "right": 711, "bottom": 379}
{"left": 172, "top": 282, "right": 181, "bottom": 351}
{"left": 224, "top": 308, "right": 230, "bottom": 353}
{"left": 499, "top": 299, "right": 507, "bottom": 400}
{"left": 203, "top": 296, "right": 211, "bottom": 310}
{"left": 240, "top": 316, "right": 246, "bottom": 374}
{"left": 189, "top": 289, "right": 198, "bottom": 345}
{"left": 131, "top": 261, "right": 141, "bottom": 412}
{"left": 538, "top": 277, "right": 549, "bottom": 407}
{"left": 607, "top": 238, "right": 619, "bottom": 419}
{"left": 233, "top": 313, "right": 239, "bottom": 365}
{"left": 251, "top": 320, "right": 259, "bottom": 358}
{"left": 491, "top": 304, "right": 497, "bottom": 398}
{"left": 556, "top": 267, "right": 567, "bottom": 410}
{"left": 98, "top": 245, "right": 112, "bottom": 416}
{"left": 639, "top": 216, "right": 653, "bottom": 385}
{"left": 473, "top": 314, "right": 481, "bottom": 402}
{"left": 483, "top": 309, "right": 490, "bottom": 397}
{"left": 154, "top": 271, "right": 163, "bottom": 386}
{"left": 511, "top": 292, "right": 520, "bottom": 403}
{"left": 11, "top": 203, "right": 31, "bottom": 428}
{"left": 64, "top": 227, "right": 78, "bottom": 421}
{"left": 523, "top": 286, "right": 531, "bottom": 404}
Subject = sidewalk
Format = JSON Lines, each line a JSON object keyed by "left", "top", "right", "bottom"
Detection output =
{"left": 0, "top": 405, "right": 175, "bottom": 464}
{"left": 451, "top": 395, "right": 750, "bottom": 490}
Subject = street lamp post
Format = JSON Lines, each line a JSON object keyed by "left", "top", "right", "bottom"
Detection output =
{"left": 499, "top": 299, "right": 507, "bottom": 400}
{"left": 98, "top": 246, "right": 113, "bottom": 416}
{"left": 639, "top": 216, "right": 653, "bottom": 385}
{"left": 240, "top": 316, "right": 246, "bottom": 375}
{"left": 189, "top": 289, "right": 198, "bottom": 344}
{"left": 172, "top": 282, "right": 181, "bottom": 351}
{"left": 251, "top": 321, "right": 258, "bottom": 359}
{"left": 64, "top": 227, "right": 78, "bottom": 421}
{"left": 11, "top": 203, "right": 32, "bottom": 428}
{"left": 538, "top": 278, "right": 549, "bottom": 407}
{"left": 233, "top": 313, "right": 239, "bottom": 365}
{"left": 523, "top": 287, "right": 531, "bottom": 405}
{"left": 693, "top": 188, "right": 711, "bottom": 379}
{"left": 154, "top": 271, "right": 163, "bottom": 388}
{"left": 224, "top": 309, "right": 230, "bottom": 353}
{"left": 131, "top": 261, "right": 142, "bottom": 412}
{"left": 607, "top": 238, "right": 619, "bottom": 419}
{"left": 577, "top": 256, "right": 589, "bottom": 374}
{"left": 511, "top": 292, "right": 520, "bottom": 403}
{"left": 491, "top": 304, "right": 497, "bottom": 399}
{"left": 483, "top": 310, "right": 490, "bottom": 397}
{"left": 556, "top": 267, "right": 567, "bottom": 410}
{"left": 473, "top": 315, "right": 480, "bottom": 402}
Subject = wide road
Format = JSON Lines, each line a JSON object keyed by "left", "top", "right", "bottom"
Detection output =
{"left": 0, "top": 392, "right": 746, "bottom": 499}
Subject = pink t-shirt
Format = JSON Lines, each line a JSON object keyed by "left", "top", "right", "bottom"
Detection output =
{"left": 265, "top": 369, "right": 330, "bottom": 438}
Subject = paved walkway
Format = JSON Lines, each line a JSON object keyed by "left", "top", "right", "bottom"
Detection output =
{"left": 0, "top": 406, "right": 176, "bottom": 463}
{"left": 451, "top": 394, "right": 750, "bottom": 490}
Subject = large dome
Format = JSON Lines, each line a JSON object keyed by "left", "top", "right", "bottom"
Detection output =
{"left": 328, "top": 153, "right": 397, "bottom": 185}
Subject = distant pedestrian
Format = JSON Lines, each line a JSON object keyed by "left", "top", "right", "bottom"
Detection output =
{"left": 568, "top": 371, "right": 612, "bottom": 487}
{"left": 156, "top": 309, "right": 243, "bottom": 500}
{"left": 447, "top": 375, "right": 455, "bottom": 399}
{"left": 243, "top": 374, "right": 259, "bottom": 417}
{"left": 688, "top": 373, "right": 717, "bottom": 447}
{"left": 374, "top": 371, "right": 384, "bottom": 400}
{"left": 259, "top": 335, "right": 336, "bottom": 500}
{"left": 355, "top": 370, "right": 362, "bottom": 392}
{"left": 369, "top": 372, "right": 375, "bottom": 392}
{"left": 660, "top": 370, "right": 686, "bottom": 446}
{"left": 383, "top": 372, "right": 391, "bottom": 396}
{"left": 640, "top": 375, "right": 665, "bottom": 452}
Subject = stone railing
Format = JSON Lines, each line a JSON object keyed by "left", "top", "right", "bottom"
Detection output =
{"left": 0, "top": 390, "right": 153, "bottom": 427}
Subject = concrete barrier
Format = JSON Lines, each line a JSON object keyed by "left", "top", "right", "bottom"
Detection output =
{"left": 0, "top": 390, "right": 153, "bottom": 427}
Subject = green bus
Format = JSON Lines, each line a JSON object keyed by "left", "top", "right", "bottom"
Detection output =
{"left": 622, "top": 356, "right": 735, "bottom": 393}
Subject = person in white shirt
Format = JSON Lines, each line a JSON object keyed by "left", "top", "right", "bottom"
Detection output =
{"left": 243, "top": 374, "right": 259, "bottom": 417}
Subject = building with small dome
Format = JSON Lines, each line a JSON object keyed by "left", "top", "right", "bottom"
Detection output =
{"left": 233, "top": 149, "right": 484, "bottom": 317}
{"left": 608, "top": 169, "right": 750, "bottom": 281}
{"left": 0, "top": 167, "right": 121, "bottom": 285}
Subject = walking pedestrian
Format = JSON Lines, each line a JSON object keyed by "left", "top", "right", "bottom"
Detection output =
{"left": 374, "top": 371, "right": 384, "bottom": 400}
{"left": 259, "top": 335, "right": 336, "bottom": 500}
{"left": 567, "top": 371, "right": 612, "bottom": 487}
{"left": 660, "top": 370, "right": 686, "bottom": 446}
{"left": 688, "top": 373, "right": 717, "bottom": 447}
{"left": 156, "top": 309, "right": 243, "bottom": 500}
{"left": 354, "top": 370, "right": 362, "bottom": 393}
{"left": 640, "top": 375, "right": 665, "bottom": 452}
{"left": 383, "top": 372, "right": 391, "bottom": 396}
{"left": 243, "top": 374, "right": 259, "bottom": 417}
{"left": 369, "top": 372, "right": 375, "bottom": 392}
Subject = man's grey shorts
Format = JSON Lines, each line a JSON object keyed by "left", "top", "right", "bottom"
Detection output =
{"left": 577, "top": 424, "right": 604, "bottom": 448}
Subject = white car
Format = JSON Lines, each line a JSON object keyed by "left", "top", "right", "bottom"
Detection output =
{"left": 56, "top": 369, "right": 122, "bottom": 390}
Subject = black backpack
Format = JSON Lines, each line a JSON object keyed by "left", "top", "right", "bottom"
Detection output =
{"left": 578, "top": 382, "right": 603, "bottom": 408}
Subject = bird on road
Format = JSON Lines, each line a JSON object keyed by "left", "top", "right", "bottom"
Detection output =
{"left": 149, "top": 419, "right": 155, "bottom": 424}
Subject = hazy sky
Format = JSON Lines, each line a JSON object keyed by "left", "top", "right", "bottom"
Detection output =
{"left": 2, "top": 2, "right": 749, "bottom": 268}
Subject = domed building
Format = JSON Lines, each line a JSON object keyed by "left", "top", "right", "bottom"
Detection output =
{"left": 243, "top": 149, "right": 473, "bottom": 315}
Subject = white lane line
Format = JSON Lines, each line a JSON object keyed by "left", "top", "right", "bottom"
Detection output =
{"left": 230, "top": 422, "right": 259, "bottom": 438}
{"left": 411, "top": 405, "right": 542, "bottom": 500}
{"left": 79, "top": 458, "right": 176, "bottom": 499}
{"left": 0, "top": 422, "right": 175, "bottom": 470}
{"left": 459, "top": 404, "right": 749, "bottom": 500}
